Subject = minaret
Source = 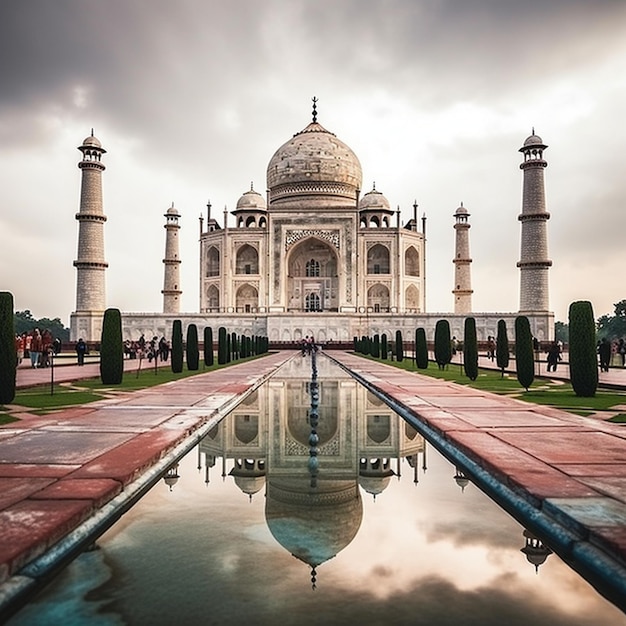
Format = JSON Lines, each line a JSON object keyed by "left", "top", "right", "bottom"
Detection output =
{"left": 518, "top": 130, "right": 551, "bottom": 312}
{"left": 452, "top": 203, "right": 473, "bottom": 314}
{"left": 162, "top": 203, "right": 182, "bottom": 313}
{"left": 74, "top": 131, "right": 108, "bottom": 314}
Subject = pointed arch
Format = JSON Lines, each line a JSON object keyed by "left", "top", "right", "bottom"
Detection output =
{"left": 235, "top": 283, "right": 258, "bottom": 313}
{"left": 405, "top": 284, "right": 420, "bottom": 312}
{"left": 367, "top": 283, "right": 390, "bottom": 312}
{"left": 206, "top": 284, "right": 220, "bottom": 311}
{"left": 206, "top": 246, "right": 220, "bottom": 277}
{"left": 405, "top": 246, "right": 420, "bottom": 276}
{"left": 236, "top": 244, "right": 259, "bottom": 275}
{"left": 367, "top": 244, "right": 390, "bottom": 274}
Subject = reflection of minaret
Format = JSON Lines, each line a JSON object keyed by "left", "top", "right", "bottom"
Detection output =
{"left": 518, "top": 130, "right": 552, "bottom": 312}
{"left": 162, "top": 203, "right": 182, "bottom": 313}
{"left": 74, "top": 131, "right": 108, "bottom": 313}
{"left": 520, "top": 528, "right": 552, "bottom": 572}
{"left": 452, "top": 203, "right": 473, "bottom": 314}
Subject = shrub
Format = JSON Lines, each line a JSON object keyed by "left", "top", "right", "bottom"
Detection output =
{"left": 381, "top": 333, "right": 388, "bottom": 360}
{"left": 515, "top": 316, "right": 534, "bottom": 390}
{"left": 569, "top": 300, "right": 598, "bottom": 397}
{"left": 218, "top": 327, "right": 228, "bottom": 364}
{"left": 100, "top": 308, "right": 124, "bottom": 384}
{"left": 372, "top": 334, "right": 380, "bottom": 358}
{"left": 186, "top": 324, "right": 199, "bottom": 371}
{"left": 496, "top": 319, "right": 510, "bottom": 378}
{"left": 203, "top": 327, "right": 214, "bottom": 367}
{"left": 463, "top": 317, "right": 478, "bottom": 381}
{"left": 171, "top": 320, "right": 184, "bottom": 373}
{"left": 231, "top": 331, "right": 238, "bottom": 360}
{"left": 415, "top": 327, "right": 429, "bottom": 369}
{"left": 0, "top": 292, "right": 16, "bottom": 404}
{"left": 395, "top": 330, "right": 404, "bottom": 362}
{"left": 434, "top": 320, "right": 452, "bottom": 370}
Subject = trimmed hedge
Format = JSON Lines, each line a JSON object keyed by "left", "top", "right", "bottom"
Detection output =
{"left": 218, "top": 327, "right": 228, "bottom": 364}
{"left": 186, "top": 323, "right": 199, "bottom": 371}
{"left": 415, "top": 327, "right": 429, "bottom": 369}
{"left": 514, "top": 316, "right": 534, "bottom": 390}
{"left": 0, "top": 292, "right": 16, "bottom": 404}
{"left": 100, "top": 308, "right": 124, "bottom": 384}
{"left": 463, "top": 317, "right": 478, "bottom": 381}
{"left": 171, "top": 320, "right": 184, "bottom": 373}
{"left": 395, "top": 330, "right": 404, "bottom": 362}
{"left": 496, "top": 319, "right": 510, "bottom": 378}
{"left": 434, "top": 319, "right": 452, "bottom": 370}
{"left": 204, "top": 326, "right": 214, "bottom": 367}
{"left": 569, "top": 300, "right": 598, "bottom": 397}
{"left": 381, "top": 333, "right": 388, "bottom": 360}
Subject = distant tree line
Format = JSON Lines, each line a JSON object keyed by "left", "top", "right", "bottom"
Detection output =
{"left": 14, "top": 310, "right": 70, "bottom": 342}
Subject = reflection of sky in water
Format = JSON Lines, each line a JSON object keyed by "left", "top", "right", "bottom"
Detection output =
{"left": 9, "top": 356, "right": 626, "bottom": 626}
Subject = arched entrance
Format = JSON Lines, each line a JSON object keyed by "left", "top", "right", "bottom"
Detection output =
{"left": 287, "top": 238, "right": 339, "bottom": 312}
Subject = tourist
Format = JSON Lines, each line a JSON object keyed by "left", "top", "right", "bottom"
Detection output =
{"left": 618, "top": 338, "right": 626, "bottom": 368}
{"left": 598, "top": 338, "right": 611, "bottom": 373}
{"left": 29, "top": 328, "right": 43, "bottom": 368}
{"left": 75, "top": 338, "right": 88, "bottom": 365}
{"left": 15, "top": 333, "right": 25, "bottom": 366}
{"left": 487, "top": 336, "right": 496, "bottom": 361}
{"left": 546, "top": 341, "right": 561, "bottom": 372}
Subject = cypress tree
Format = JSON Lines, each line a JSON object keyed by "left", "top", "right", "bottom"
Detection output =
{"left": 218, "top": 327, "right": 227, "bottom": 364}
{"left": 415, "top": 327, "right": 429, "bottom": 369}
{"left": 353, "top": 336, "right": 358, "bottom": 352}
{"left": 100, "top": 308, "right": 124, "bottom": 384}
{"left": 231, "top": 331, "right": 238, "bottom": 360}
{"left": 496, "top": 319, "right": 510, "bottom": 378}
{"left": 361, "top": 335, "right": 368, "bottom": 355}
{"left": 186, "top": 323, "right": 199, "bottom": 371}
{"left": 434, "top": 319, "right": 452, "bottom": 370}
{"left": 569, "top": 300, "right": 598, "bottom": 397}
{"left": 381, "top": 333, "right": 388, "bottom": 360}
{"left": 0, "top": 292, "right": 17, "bottom": 404}
{"left": 372, "top": 334, "right": 380, "bottom": 358}
{"left": 463, "top": 317, "right": 478, "bottom": 381}
{"left": 171, "top": 320, "right": 184, "bottom": 373}
{"left": 395, "top": 330, "right": 404, "bottom": 362}
{"left": 203, "top": 326, "right": 214, "bottom": 367}
{"left": 226, "top": 332, "right": 232, "bottom": 363}
{"left": 515, "top": 316, "right": 534, "bottom": 391}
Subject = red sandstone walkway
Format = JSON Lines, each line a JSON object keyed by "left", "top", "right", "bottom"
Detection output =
{"left": 2, "top": 350, "right": 626, "bottom": 617}
{"left": 328, "top": 351, "right": 626, "bottom": 611}
{"left": 0, "top": 351, "right": 294, "bottom": 618}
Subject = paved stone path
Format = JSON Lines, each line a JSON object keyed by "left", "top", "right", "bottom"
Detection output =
{"left": 0, "top": 351, "right": 294, "bottom": 619}
{"left": 2, "top": 350, "right": 626, "bottom": 618}
{"left": 328, "top": 351, "right": 626, "bottom": 613}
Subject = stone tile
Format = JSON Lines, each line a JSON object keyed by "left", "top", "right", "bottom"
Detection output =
{"left": 448, "top": 409, "right": 572, "bottom": 429}
{"left": 0, "top": 478, "right": 56, "bottom": 510}
{"left": 70, "top": 429, "right": 187, "bottom": 485}
{"left": 0, "top": 464, "right": 80, "bottom": 478}
{"left": 0, "top": 431, "right": 134, "bottom": 465}
{"left": 576, "top": 477, "right": 626, "bottom": 505}
{"left": 544, "top": 497, "right": 626, "bottom": 536}
{"left": 494, "top": 430, "right": 626, "bottom": 464}
{"left": 0, "top": 500, "right": 92, "bottom": 582}
{"left": 30, "top": 478, "right": 121, "bottom": 507}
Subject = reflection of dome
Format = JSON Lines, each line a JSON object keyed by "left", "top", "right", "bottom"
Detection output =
{"left": 266, "top": 120, "right": 362, "bottom": 207}
{"left": 236, "top": 186, "right": 267, "bottom": 211}
{"left": 233, "top": 475, "right": 266, "bottom": 497}
{"left": 266, "top": 477, "right": 363, "bottom": 569}
{"left": 521, "top": 529, "right": 552, "bottom": 572}
{"left": 229, "top": 458, "right": 266, "bottom": 500}
{"left": 358, "top": 475, "right": 393, "bottom": 497}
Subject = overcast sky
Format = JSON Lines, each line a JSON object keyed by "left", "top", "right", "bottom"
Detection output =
{"left": 1, "top": 0, "right": 624, "bottom": 325}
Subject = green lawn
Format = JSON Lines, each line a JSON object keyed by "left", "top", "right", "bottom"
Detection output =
{"left": 358, "top": 354, "right": 626, "bottom": 422}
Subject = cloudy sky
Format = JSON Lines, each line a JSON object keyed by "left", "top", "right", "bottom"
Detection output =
{"left": 1, "top": 0, "right": 625, "bottom": 325}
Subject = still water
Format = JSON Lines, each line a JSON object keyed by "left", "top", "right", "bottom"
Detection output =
{"left": 9, "top": 355, "right": 626, "bottom": 625}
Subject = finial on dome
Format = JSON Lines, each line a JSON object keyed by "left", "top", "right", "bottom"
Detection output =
{"left": 311, "top": 566, "right": 317, "bottom": 590}
{"left": 91, "top": 128, "right": 94, "bottom": 137}
{"left": 372, "top": 181, "right": 376, "bottom": 191}
{"left": 312, "top": 96, "right": 318, "bottom": 123}
{"left": 460, "top": 201, "right": 464, "bottom": 207}
{"left": 250, "top": 181, "right": 254, "bottom": 191}
{"left": 532, "top": 126, "right": 535, "bottom": 135}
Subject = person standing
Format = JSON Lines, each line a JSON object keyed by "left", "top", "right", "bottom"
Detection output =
{"left": 15, "top": 333, "right": 25, "bottom": 366}
{"left": 29, "top": 329, "right": 43, "bottom": 368}
{"left": 546, "top": 341, "right": 561, "bottom": 372}
{"left": 75, "top": 338, "right": 88, "bottom": 365}
{"left": 598, "top": 338, "right": 612, "bottom": 373}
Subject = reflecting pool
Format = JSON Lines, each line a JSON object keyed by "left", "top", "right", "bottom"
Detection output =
{"left": 9, "top": 355, "right": 626, "bottom": 625}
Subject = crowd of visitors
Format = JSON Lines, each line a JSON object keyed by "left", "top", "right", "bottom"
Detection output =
{"left": 123, "top": 335, "right": 170, "bottom": 362}
{"left": 15, "top": 329, "right": 61, "bottom": 368}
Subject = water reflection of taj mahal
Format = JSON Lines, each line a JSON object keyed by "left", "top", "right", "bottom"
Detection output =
{"left": 198, "top": 356, "right": 424, "bottom": 582}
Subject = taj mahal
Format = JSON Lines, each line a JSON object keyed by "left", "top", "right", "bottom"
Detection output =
{"left": 70, "top": 100, "right": 554, "bottom": 344}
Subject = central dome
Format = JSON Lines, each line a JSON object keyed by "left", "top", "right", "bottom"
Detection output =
{"left": 266, "top": 121, "right": 362, "bottom": 208}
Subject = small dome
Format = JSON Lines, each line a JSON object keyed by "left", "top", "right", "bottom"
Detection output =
{"left": 82, "top": 134, "right": 102, "bottom": 148}
{"left": 522, "top": 130, "right": 547, "bottom": 149}
{"left": 455, "top": 203, "right": 468, "bottom": 215}
{"left": 236, "top": 187, "right": 267, "bottom": 211}
{"left": 166, "top": 203, "right": 179, "bottom": 216}
{"left": 359, "top": 187, "right": 391, "bottom": 211}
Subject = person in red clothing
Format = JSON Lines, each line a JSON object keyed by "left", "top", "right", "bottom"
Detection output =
{"left": 29, "top": 328, "right": 43, "bottom": 368}
{"left": 15, "top": 333, "right": 25, "bottom": 365}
